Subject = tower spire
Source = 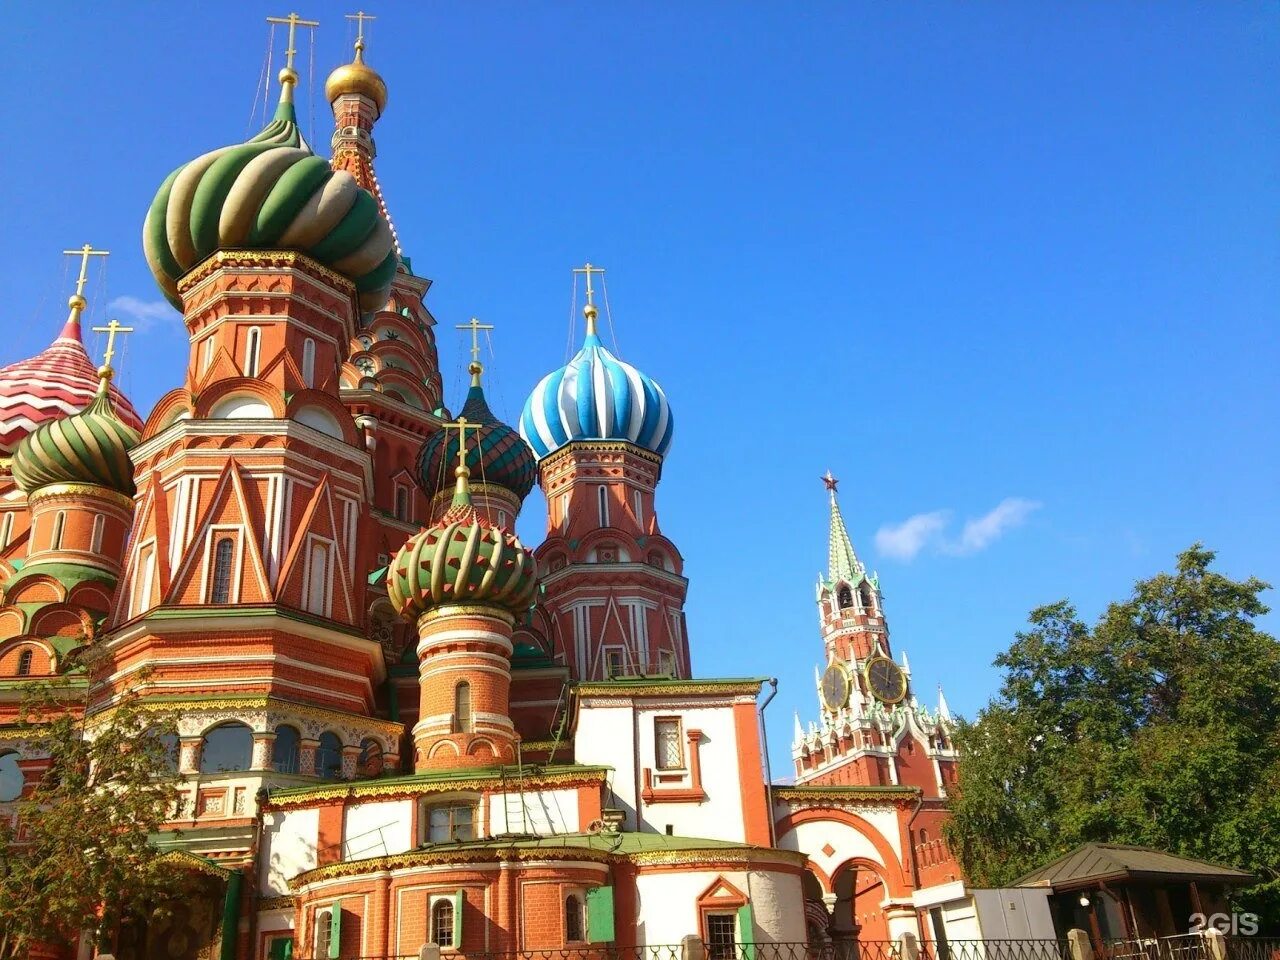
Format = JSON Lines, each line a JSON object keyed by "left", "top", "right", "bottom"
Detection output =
{"left": 823, "top": 471, "right": 864, "bottom": 584}
{"left": 60, "top": 244, "right": 109, "bottom": 341}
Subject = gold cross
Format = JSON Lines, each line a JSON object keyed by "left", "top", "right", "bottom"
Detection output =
{"left": 346, "top": 10, "right": 375, "bottom": 48}
{"left": 455, "top": 317, "right": 494, "bottom": 366}
{"left": 447, "top": 416, "right": 484, "bottom": 470}
{"left": 267, "top": 12, "right": 320, "bottom": 73}
{"left": 62, "top": 243, "right": 109, "bottom": 303}
{"left": 573, "top": 262, "right": 606, "bottom": 307}
{"left": 91, "top": 319, "right": 134, "bottom": 370}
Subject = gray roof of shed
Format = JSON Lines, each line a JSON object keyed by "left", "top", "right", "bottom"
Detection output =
{"left": 1014, "top": 843, "right": 1253, "bottom": 890}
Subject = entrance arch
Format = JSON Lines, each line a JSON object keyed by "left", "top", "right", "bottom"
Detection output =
{"left": 833, "top": 858, "right": 892, "bottom": 942}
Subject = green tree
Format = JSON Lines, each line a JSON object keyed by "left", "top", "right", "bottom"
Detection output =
{"left": 0, "top": 682, "right": 186, "bottom": 958}
{"left": 944, "top": 545, "right": 1280, "bottom": 922}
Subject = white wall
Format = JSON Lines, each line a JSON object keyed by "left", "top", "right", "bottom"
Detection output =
{"left": 575, "top": 702, "right": 639, "bottom": 826}
{"left": 776, "top": 818, "right": 890, "bottom": 882}
{"left": 747, "top": 869, "right": 808, "bottom": 943}
{"left": 344, "top": 798, "right": 414, "bottom": 858}
{"left": 261, "top": 807, "right": 320, "bottom": 896}
{"left": 635, "top": 868, "right": 806, "bottom": 946}
{"left": 488, "top": 788, "right": 580, "bottom": 834}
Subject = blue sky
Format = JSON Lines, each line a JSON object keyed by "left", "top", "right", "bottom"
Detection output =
{"left": 2, "top": 3, "right": 1277, "bottom": 772}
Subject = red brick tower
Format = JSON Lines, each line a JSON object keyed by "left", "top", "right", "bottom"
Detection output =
{"left": 519, "top": 267, "right": 690, "bottom": 680}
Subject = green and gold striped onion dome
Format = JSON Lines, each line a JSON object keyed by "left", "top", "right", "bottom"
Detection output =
{"left": 11, "top": 374, "right": 141, "bottom": 497}
{"left": 387, "top": 502, "right": 537, "bottom": 621}
{"left": 143, "top": 98, "right": 397, "bottom": 315}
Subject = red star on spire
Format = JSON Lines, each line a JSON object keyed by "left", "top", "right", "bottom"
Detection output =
{"left": 822, "top": 470, "right": 839, "bottom": 493}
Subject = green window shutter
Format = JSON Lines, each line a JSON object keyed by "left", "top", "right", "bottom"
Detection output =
{"left": 452, "top": 889, "right": 464, "bottom": 947}
{"left": 268, "top": 939, "right": 293, "bottom": 960}
{"left": 586, "top": 886, "right": 616, "bottom": 943}
{"left": 737, "top": 903, "right": 756, "bottom": 959}
{"left": 283, "top": 940, "right": 294, "bottom": 960}
{"left": 328, "top": 900, "right": 342, "bottom": 960}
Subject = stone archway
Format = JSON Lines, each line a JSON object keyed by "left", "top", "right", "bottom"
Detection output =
{"left": 833, "top": 858, "right": 893, "bottom": 943}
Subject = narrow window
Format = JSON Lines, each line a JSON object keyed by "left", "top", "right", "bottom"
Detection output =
{"left": 560, "top": 493, "right": 569, "bottom": 525}
{"left": 655, "top": 718, "right": 683, "bottom": 770}
{"left": 316, "top": 731, "right": 343, "bottom": 779}
{"left": 16, "top": 649, "right": 34, "bottom": 677}
{"left": 0, "top": 512, "right": 13, "bottom": 549}
{"left": 272, "top": 725, "right": 301, "bottom": 774}
{"left": 633, "top": 490, "right": 644, "bottom": 528}
{"left": 605, "top": 649, "right": 623, "bottom": 678}
{"left": 50, "top": 511, "right": 65, "bottom": 550}
{"left": 837, "top": 585, "right": 853, "bottom": 610}
{"left": 706, "top": 914, "right": 737, "bottom": 960}
{"left": 431, "top": 898, "right": 455, "bottom": 948}
{"left": 302, "top": 337, "right": 316, "bottom": 388}
{"left": 453, "top": 681, "right": 472, "bottom": 734}
{"left": 244, "top": 326, "right": 262, "bottom": 377}
{"left": 658, "top": 649, "right": 675, "bottom": 676}
{"left": 497, "top": 510, "right": 509, "bottom": 529}
{"left": 597, "top": 485, "right": 609, "bottom": 527}
{"left": 210, "top": 537, "right": 234, "bottom": 604}
{"left": 565, "top": 894, "right": 585, "bottom": 942}
{"left": 135, "top": 544, "right": 156, "bottom": 616}
{"left": 313, "top": 910, "right": 333, "bottom": 958}
{"left": 394, "top": 485, "right": 408, "bottom": 522}
{"left": 860, "top": 582, "right": 876, "bottom": 613}
{"left": 305, "top": 541, "right": 330, "bottom": 616}
{"left": 202, "top": 335, "right": 215, "bottom": 373}
{"left": 90, "top": 514, "right": 105, "bottom": 554}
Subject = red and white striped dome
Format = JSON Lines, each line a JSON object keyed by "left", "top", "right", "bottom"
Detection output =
{"left": 0, "top": 317, "right": 143, "bottom": 456}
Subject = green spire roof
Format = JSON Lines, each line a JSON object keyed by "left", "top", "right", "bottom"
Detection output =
{"left": 826, "top": 478, "right": 866, "bottom": 585}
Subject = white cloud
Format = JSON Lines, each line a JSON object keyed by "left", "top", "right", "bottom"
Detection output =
{"left": 875, "top": 510, "right": 950, "bottom": 561}
{"left": 945, "top": 497, "right": 1042, "bottom": 555}
{"left": 875, "top": 498, "right": 1042, "bottom": 562}
{"left": 105, "top": 296, "right": 177, "bottom": 332}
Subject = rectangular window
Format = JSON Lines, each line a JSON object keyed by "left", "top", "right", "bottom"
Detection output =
{"left": 134, "top": 544, "right": 156, "bottom": 617}
{"left": 202, "top": 335, "right": 215, "bottom": 373}
{"left": 605, "top": 649, "right": 623, "bottom": 678}
{"left": 90, "top": 514, "right": 105, "bottom": 554}
{"left": 50, "top": 511, "right": 66, "bottom": 550}
{"left": 305, "top": 541, "right": 330, "bottom": 616}
{"left": 706, "top": 913, "right": 737, "bottom": 960}
{"left": 655, "top": 717, "right": 684, "bottom": 770}
{"left": 658, "top": 650, "right": 676, "bottom": 676}
{"left": 0, "top": 512, "right": 13, "bottom": 549}
{"left": 597, "top": 485, "right": 609, "bottom": 526}
{"left": 302, "top": 338, "right": 316, "bottom": 388}
{"left": 427, "top": 803, "right": 476, "bottom": 843}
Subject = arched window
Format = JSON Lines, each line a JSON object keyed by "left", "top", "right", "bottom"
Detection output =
{"left": 0, "top": 752, "right": 23, "bottom": 802}
{"left": 51, "top": 511, "right": 65, "bottom": 551}
{"left": 356, "top": 737, "right": 383, "bottom": 778}
{"left": 394, "top": 485, "right": 408, "bottom": 521}
{"left": 210, "top": 537, "right": 234, "bottom": 604}
{"left": 244, "top": 326, "right": 262, "bottom": 377}
{"left": 836, "top": 585, "right": 853, "bottom": 610}
{"left": 565, "top": 893, "right": 585, "bottom": 942}
{"left": 305, "top": 541, "right": 330, "bottom": 616}
{"left": 144, "top": 727, "right": 179, "bottom": 773}
{"left": 90, "top": 514, "right": 105, "bottom": 554}
{"left": 859, "top": 582, "right": 875, "bottom": 613}
{"left": 202, "top": 335, "right": 215, "bottom": 373}
{"left": 316, "top": 731, "right": 343, "bottom": 779}
{"left": 199, "top": 722, "right": 252, "bottom": 773}
{"left": 16, "top": 649, "right": 33, "bottom": 677}
{"left": 633, "top": 490, "right": 645, "bottom": 528}
{"left": 431, "top": 898, "right": 455, "bottom": 948}
{"left": 302, "top": 337, "right": 316, "bottom": 388}
{"left": 597, "top": 485, "right": 609, "bottom": 527}
{"left": 313, "top": 908, "right": 334, "bottom": 958}
{"left": 273, "top": 725, "right": 301, "bottom": 774}
{"left": 453, "top": 681, "right": 472, "bottom": 734}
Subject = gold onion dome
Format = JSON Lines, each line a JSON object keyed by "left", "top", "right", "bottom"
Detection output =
{"left": 387, "top": 466, "right": 537, "bottom": 621}
{"left": 325, "top": 42, "right": 387, "bottom": 116}
{"left": 143, "top": 72, "right": 396, "bottom": 316}
{"left": 11, "top": 367, "right": 141, "bottom": 497}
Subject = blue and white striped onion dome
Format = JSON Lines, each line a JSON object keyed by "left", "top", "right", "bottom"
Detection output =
{"left": 519, "top": 321, "right": 674, "bottom": 461}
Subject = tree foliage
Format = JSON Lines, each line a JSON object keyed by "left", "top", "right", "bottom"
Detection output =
{"left": 0, "top": 682, "right": 187, "bottom": 958}
{"left": 944, "top": 545, "right": 1280, "bottom": 922}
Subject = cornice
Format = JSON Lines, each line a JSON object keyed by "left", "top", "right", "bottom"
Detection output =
{"left": 177, "top": 250, "right": 355, "bottom": 299}
{"left": 575, "top": 679, "right": 763, "bottom": 699}
{"left": 773, "top": 785, "right": 921, "bottom": 808}
{"left": 27, "top": 483, "right": 134, "bottom": 511}
{"left": 83, "top": 694, "right": 402, "bottom": 739}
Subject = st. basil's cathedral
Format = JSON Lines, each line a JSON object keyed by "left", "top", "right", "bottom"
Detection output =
{"left": 0, "top": 17, "right": 989, "bottom": 960}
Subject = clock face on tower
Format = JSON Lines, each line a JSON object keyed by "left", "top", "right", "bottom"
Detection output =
{"left": 820, "top": 663, "right": 850, "bottom": 711}
{"left": 864, "top": 656, "right": 907, "bottom": 704}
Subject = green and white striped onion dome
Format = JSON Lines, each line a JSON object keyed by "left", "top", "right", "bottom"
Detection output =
{"left": 11, "top": 368, "right": 141, "bottom": 497}
{"left": 387, "top": 469, "right": 537, "bottom": 621}
{"left": 143, "top": 94, "right": 396, "bottom": 316}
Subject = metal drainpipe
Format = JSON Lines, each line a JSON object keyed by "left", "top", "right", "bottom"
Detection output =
{"left": 905, "top": 793, "right": 925, "bottom": 888}
{"left": 759, "top": 678, "right": 779, "bottom": 848}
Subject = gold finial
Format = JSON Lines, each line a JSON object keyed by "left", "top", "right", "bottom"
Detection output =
{"left": 445, "top": 415, "right": 485, "bottom": 504}
{"left": 267, "top": 12, "right": 320, "bottom": 94}
{"left": 346, "top": 10, "right": 375, "bottom": 61}
{"left": 456, "top": 317, "right": 494, "bottom": 385}
{"left": 573, "top": 262, "right": 605, "bottom": 337}
{"left": 61, "top": 244, "right": 109, "bottom": 331}
{"left": 90, "top": 319, "right": 133, "bottom": 397}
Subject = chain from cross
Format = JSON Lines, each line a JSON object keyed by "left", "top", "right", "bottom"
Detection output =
{"left": 573, "top": 262, "right": 606, "bottom": 306}
{"left": 266, "top": 12, "right": 320, "bottom": 72}
{"left": 456, "top": 317, "right": 494, "bottom": 366}
{"left": 91, "top": 319, "right": 134, "bottom": 370}
{"left": 445, "top": 416, "right": 484, "bottom": 471}
{"left": 62, "top": 244, "right": 109, "bottom": 301}
{"left": 346, "top": 10, "right": 375, "bottom": 46}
